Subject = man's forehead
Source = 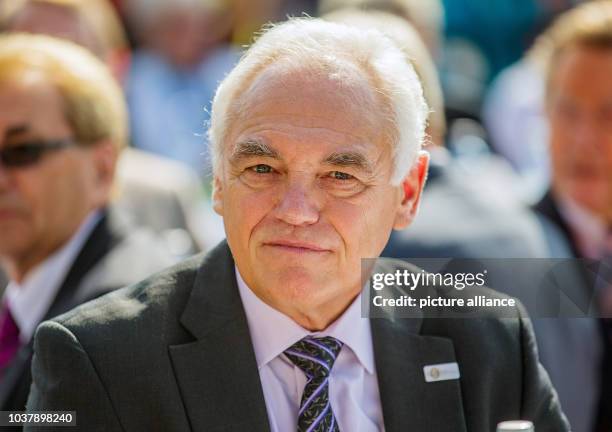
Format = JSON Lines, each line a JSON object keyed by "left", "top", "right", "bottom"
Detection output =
{"left": 553, "top": 45, "right": 612, "bottom": 83}
{"left": 0, "top": 77, "right": 68, "bottom": 140}
{"left": 228, "top": 61, "right": 389, "bottom": 147}
{"left": 235, "top": 61, "right": 382, "bottom": 120}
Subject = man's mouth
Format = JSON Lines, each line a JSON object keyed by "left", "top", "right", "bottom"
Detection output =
{"left": 263, "top": 239, "right": 331, "bottom": 254}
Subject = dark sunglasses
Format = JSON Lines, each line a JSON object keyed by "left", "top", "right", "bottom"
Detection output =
{"left": 0, "top": 139, "right": 75, "bottom": 168}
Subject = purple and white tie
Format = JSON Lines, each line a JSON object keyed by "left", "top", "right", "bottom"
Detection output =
{"left": 284, "top": 336, "right": 343, "bottom": 432}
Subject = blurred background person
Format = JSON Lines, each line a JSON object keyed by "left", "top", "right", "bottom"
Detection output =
{"left": 481, "top": 1, "right": 589, "bottom": 204}
{"left": 529, "top": 2, "right": 612, "bottom": 431}
{"left": 319, "top": 0, "right": 444, "bottom": 59}
{"left": 0, "top": 33, "right": 172, "bottom": 414}
{"left": 231, "top": 0, "right": 295, "bottom": 45}
{"left": 122, "top": 0, "right": 239, "bottom": 177}
{"left": 482, "top": 37, "right": 551, "bottom": 203}
{"left": 0, "top": 0, "right": 217, "bottom": 257}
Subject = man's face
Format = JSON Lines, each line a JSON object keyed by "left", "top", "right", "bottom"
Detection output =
{"left": 214, "top": 65, "right": 428, "bottom": 328}
{"left": 0, "top": 77, "right": 109, "bottom": 278}
{"left": 547, "top": 45, "right": 612, "bottom": 221}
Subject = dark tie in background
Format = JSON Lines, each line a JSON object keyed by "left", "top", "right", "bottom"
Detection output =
{"left": 596, "top": 232, "right": 612, "bottom": 432}
{"left": 284, "top": 336, "right": 344, "bottom": 432}
{"left": 0, "top": 301, "right": 20, "bottom": 377}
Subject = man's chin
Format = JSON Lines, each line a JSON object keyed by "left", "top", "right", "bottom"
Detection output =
{"left": 267, "top": 264, "right": 325, "bottom": 283}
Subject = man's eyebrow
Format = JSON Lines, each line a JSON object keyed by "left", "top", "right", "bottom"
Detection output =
{"left": 5, "top": 125, "right": 29, "bottom": 138}
{"left": 323, "top": 151, "right": 374, "bottom": 174}
{"left": 229, "top": 139, "right": 280, "bottom": 163}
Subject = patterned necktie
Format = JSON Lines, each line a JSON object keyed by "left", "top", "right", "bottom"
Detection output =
{"left": 0, "top": 301, "right": 21, "bottom": 374}
{"left": 284, "top": 336, "right": 344, "bottom": 432}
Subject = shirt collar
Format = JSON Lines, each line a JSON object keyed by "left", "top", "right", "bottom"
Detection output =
{"left": 235, "top": 266, "right": 375, "bottom": 374}
{"left": 5, "top": 210, "right": 102, "bottom": 343}
{"left": 557, "top": 194, "right": 608, "bottom": 259}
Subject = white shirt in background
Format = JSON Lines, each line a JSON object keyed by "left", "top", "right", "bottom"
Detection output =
{"left": 4, "top": 210, "right": 101, "bottom": 344}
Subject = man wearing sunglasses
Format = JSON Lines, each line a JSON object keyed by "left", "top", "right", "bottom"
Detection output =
{"left": 0, "top": 33, "right": 171, "bottom": 415}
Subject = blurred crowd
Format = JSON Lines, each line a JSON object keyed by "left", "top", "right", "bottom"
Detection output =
{"left": 0, "top": 0, "right": 610, "bottom": 431}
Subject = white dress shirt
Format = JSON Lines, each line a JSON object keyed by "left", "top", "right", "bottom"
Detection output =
{"left": 4, "top": 211, "right": 101, "bottom": 344}
{"left": 235, "top": 267, "right": 385, "bottom": 432}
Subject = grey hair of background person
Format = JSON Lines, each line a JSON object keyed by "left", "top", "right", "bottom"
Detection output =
{"left": 208, "top": 17, "right": 429, "bottom": 186}
{"left": 318, "top": 0, "right": 444, "bottom": 57}
{"left": 324, "top": 9, "right": 445, "bottom": 145}
{"left": 318, "top": 0, "right": 444, "bottom": 32}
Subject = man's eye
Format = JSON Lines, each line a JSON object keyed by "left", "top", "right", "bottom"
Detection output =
{"left": 250, "top": 164, "right": 273, "bottom": 174}
{"left": 329, "top": 171, "right": 354, "bottom": 180}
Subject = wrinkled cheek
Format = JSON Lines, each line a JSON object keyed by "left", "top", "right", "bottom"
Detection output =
{"left": 224, "top": 189, "right": 275, "bottom": 246}
{"left": 361, "top": 206, "right": 395, "bottom": 255}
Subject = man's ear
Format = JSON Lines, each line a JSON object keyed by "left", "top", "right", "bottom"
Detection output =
{"left": 393, "top": 150, "right": 429, "bottom": 230}
{"left": 90, "top": 140, "right": 118, "bottom": 206}
{"left": 212, "top": 175, "right": 224, "bottom": 216}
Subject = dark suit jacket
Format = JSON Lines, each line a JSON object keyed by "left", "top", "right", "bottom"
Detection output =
{"left": 534, "top": 191, "right": 609, "bottom": 432}
{"left": 26, "top": 241, "right": 569, "bottom": 432}
{"left": 0, "top": 208, "right": 172, "bottom": 421}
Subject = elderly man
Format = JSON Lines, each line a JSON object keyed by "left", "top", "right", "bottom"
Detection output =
{"left": 0, "top": 34, "right": 171, "bottom": 414}
{"left": 530, "top": 3, "right": 612, "bottom": 431}
{"left": 26, "top": 19, "right": 568, "bottom": 431}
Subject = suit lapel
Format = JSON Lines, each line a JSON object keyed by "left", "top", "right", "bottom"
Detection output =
{"left": 45, "top": 208, "right": 122, "bottom": 320}
{"left": 169, "top": 243, "right": 270, "bottom": 432}
{"left": 534, "top": 191, "right": 602, "bottom": 311}
{"left": 371, "top": 317, "right": 467, "bottom": 432}
{"left": 534, "top": 191, "right": 581, "bottom": 257}
{"left": 0, "top": 344, "right": 32, "bottom": 408}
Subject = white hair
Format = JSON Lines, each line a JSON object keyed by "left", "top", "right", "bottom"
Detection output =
{"left": 208, "top": 17, "right": 429, "bottom": 185}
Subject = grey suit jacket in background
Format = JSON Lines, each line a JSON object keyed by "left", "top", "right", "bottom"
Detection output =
{"left": 383, "top": 154, "right": 552, "bottom": 260}
{"left": 25, "top": 241, "right": 569, "bottom": 432}
{"left": 533, "top": 191, "right": 604, "bottom": 432}
{"left": 0, "top": 207, "right": 173, "bottom": 423}
{"left": 114, "top": 147, "right": 204, "bottom": 257}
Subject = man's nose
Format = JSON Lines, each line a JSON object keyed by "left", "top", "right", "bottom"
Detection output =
{"left": 272, "top": 179, "right": 320, "bottom": 227}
